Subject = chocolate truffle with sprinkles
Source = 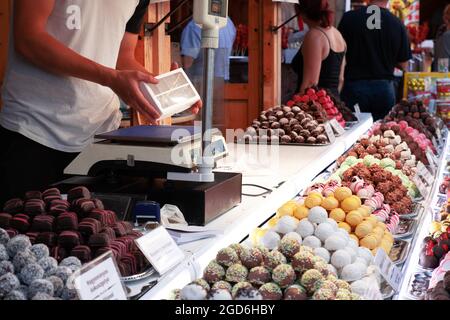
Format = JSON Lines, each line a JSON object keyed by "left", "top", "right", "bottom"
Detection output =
{"left": 284, "top": 284, "right": 308, "bottom": 300}
{"left": 0, "top": 261, "right": 14, "bottom": 276}
{"left": 28, "top": 279, "right": 54, "bottom": 299}
{"left": 19, "top": 263, "right": 44, "bottom": 285}
{"left": 314, "top": 279, "right": 338, "bottom": 294}
{"left": 248, "top": 266, "right": 271, "bottom": 286}
{"left": 272, "top": 264, "right": 296, "bottom": 288}
{"left": 229, "top": 244, "right": 245, "bottom": 258}
{"left": 231, "top": 281, "right": 253, "bottom": 298}
{"left": 314, "top": 261, "right": 330, "bottom": 277}
{"left": 259, "top": 282, "right": 282, "bottom": 300}
{"left": 279, "top": 237, "right": 301, "bottom": 259}
{"left": 226, "top": 264, "right": 248, "bottom": 283}
{"left": 216, "top": 247, "right": 239, "bottom": 267}
{"left": 301, "top": 269, "right": 324, "bottom": 292}
{"left": 6, "top": 235, "right": 32, "bottom": 257}
{"left": 263, "top": 250, "right": 287, "bottom": 271}
{"left": 46, "top": 276, "right": 64, "bottom": 297}
{"left": 0, "top": 273, "right": 20, "bottom": 298}
{"left": 4, "top": 290, "right": 26, "bottom": 300}
{"left": 312, "top": 288, "right": 336, "bottom": 300}
{"left": 203, "top": 260, "right": 225, "bottom": 284}
{"left": 0, "top": 228, "right": 10, "bottom": 246}
{"left": 291, "top": 251, "right": 315, "bottom": 273}
{"left": 240, "top": 247, "right": 263, "bottom": 269}
{"left": 212, "top": 281, "right": 232, "bottom": 292}
{"left": 30, "top": 244, "right": 49, "bottom": 261}
{"left": 207, "top": 288, "right": 232, "bottom": 300}
{"left": 235, "top": 287, "right": 263, "bottom": 300}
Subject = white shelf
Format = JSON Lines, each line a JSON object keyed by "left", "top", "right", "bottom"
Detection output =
{"left": 133, "top": 114, "right": 374, "bottom": 300}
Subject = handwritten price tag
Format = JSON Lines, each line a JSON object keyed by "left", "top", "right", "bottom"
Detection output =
{"left": 416, "top": 161, "right": 434, "bottom": 185}
{"left": 330, "top": 119, "right": 346, "bottom": 136}
{"left": 412, "top": 175, "right": 428, "bottom": 197}
{"left": 325, "top": 122, "right": 336, "bottom": 144}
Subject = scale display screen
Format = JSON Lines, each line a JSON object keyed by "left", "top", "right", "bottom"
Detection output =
{"left": 209, "top": 0, "right": 227, "bottom": 18}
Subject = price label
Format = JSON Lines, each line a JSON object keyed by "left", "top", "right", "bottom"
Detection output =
{"left": 330, "top": 119, "right": 346, "bottom": 136}
{"left": 412, "top": 175, "right": 428, "bottom": 197}
{"left": 324, "top": 122, "right": 336, "bottom": 143}
{"left": 135, "top": 226, "right": 185, "bottom": 275}
{"left": 374, "top": 249, "right": 402, "bottom": 292}
{"left": 416, "top": 161, "right": 434, "bottom": 185}
{"left": 73, "top": 252, "right": 127, "bottom": 300}
{"left": 432, "top": 136, "right": 439, "bottom": 149}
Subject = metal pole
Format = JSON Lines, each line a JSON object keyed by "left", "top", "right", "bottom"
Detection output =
{"left": 202, "top": 47, "right": 215, "bottom": 158}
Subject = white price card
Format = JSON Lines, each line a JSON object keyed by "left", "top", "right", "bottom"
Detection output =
{"left": 412, "top": 175, "right": 428, "bottom": 197}
{"left": 330, "top": 119, "right": 346, "bottom": 136}
{"left": 425, "top": 148, "right": 438, "bottom": 168}
{"left": 135, "top": 226, "right": 185, "bottom": 275}
{"left": 416, "top": 161, "right": 434, "bottom": 185}
{"left": 374, "top": 249, "right": 402, "bottom": 292}
{"left": 73, "top": 252, "right": 127, "bottom": 300}
{"left": 432, "top": 136, "right": 439, "bottom": 149}
{"left": 324, "top": 122, "right": 336, "bottom": 143}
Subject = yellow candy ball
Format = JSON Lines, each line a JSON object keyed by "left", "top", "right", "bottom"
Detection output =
{"left": 322, "top": 197, "right": 339, "bottom": 211}
{"left": 364, "top": 216, "right": 379, "bottom": 228}
{"left": 346, "top": 210, "right": 363, "bottom": 227}
{"left": 376, "top": 222, "right": 387, "bottom": 231}
{"left": 294, "top": 205, "right": 309, "bottom": 220}
{"left": 305, "top": 194, "right": 323, "bottom": 209}
{"left": 355, "top": 222, "right": 373, "bottom": 239}
{"left": 357, "top": 206, "right": 371, "bottom": 218}
{"left": 277, "top": 203, "right": 296, "bottom": 217}
{"left": 360, "top": 234, "right": 379, "bottom": 250}
{"left": 341, "top": 196, "right": 362, "bottom": 213}
{"left": 339, "top": 222, "right": 352, "bottom": 233}
{"left": 330, "top": 208, "right": 346, "bottom": 222}
{"left": 268, "top": 217, "right": 279, "bottom": 228}
{"left": 251, "top": 228, "right": 267, "bottom": 245}
{"left": 334, "top": 187, "right": 353, "bottom": 201}
{"left": 349, "top": 234, "right": 360, "bottom": 244}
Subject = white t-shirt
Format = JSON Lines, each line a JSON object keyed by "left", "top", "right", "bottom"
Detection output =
{"left": 1, "top": 0, "right": 140, "bottom": 152}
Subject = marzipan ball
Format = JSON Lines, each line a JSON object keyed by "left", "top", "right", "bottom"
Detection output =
{"left": 0, "top": 244, "right": 8, "bottom": 262}
{"left": 54, "top": 266, "right": 73, "bottom": 284}
{"left": 60, "top": 257, "right": 82, "bottom": 272}
{"left": 32, "top": 292, "right": 55, "bottom": 300}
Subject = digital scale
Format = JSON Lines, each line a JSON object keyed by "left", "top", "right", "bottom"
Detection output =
{"left": 61, "top": 0, "right": 240, "bottom": 226}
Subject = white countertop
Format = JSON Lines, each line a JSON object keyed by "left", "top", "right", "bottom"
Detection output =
{"left": 131, "top": 113, "right": 373, "bottom": 300}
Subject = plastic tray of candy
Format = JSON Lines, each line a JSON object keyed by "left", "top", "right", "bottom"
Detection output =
{"left": 394, "top": 218, "right": 418, "bottom": 240}
{"left": 121, "top": 266, "right": 156, "bottom": 283}
{"left": 404, "top": 270, "right": 432, "bottom": 300}
{"left": 389, "top": 239, "right": 410, "bottom": 266}
{"left": 400, "top": 203, "right": 423, "bottom": 220}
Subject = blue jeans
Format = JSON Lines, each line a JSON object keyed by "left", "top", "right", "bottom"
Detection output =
{"left": 341, "top": 80, "right": 396, "bottom": 121}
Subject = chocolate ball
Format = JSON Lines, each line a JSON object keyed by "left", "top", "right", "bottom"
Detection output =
{"left": 271, "top": 122, "right": 281, "bottom": 129}
{"left": 289, "top": 119, "right": 299, "bottom": 126}
{"left": 300, "top": 130, "right": 311, "bottom": 138}
{"left": 307, "top": 137, "right": 317, "bottom": 144}
{"left": 283, "top": 106, "right": 292, "bottom": 114}
{"left": 240, "top": 248, "right": 263, "bottom": 269}
{"left": 281, "top": 135, "right": 292, "bottom": 144}
{"left": 279, "top": 118, "right": 289, "bottom": 126}
{"left": 259, "top": 283, "right": 282, "bottom": 300}
{"left": 295, "top": 136, "right": 306, "bottom": 143}
{"left": 248, "top": 266, "right": 271, "bottom": 286}
{"left": 284, "top": 285, "right": 308, "bottom": 300}
{"left": 276, "top": 111, "right": 284, "bottom": 119}
{"left": 216, "top": 248, "right": 239, "bottom": 267}
{"left": 292, "top": 106, "right": 301, "bottom": 114}
{"left": 285, "top": 112, "right": 295, "bottom": 119}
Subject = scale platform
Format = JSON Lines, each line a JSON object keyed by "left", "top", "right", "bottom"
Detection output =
{"left": 65, "top": 125, "right": 228, "bottom": 178}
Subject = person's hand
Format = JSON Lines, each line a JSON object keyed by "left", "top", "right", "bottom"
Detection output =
{"left": 108, "top": 70, "right": 160, "bottom": 124}
{"left": 171, "top": 62, "right": 203, "bottom": 114}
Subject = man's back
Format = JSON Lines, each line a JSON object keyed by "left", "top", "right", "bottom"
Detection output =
{"left": 339, "top": 7, "right": 411, "bottom": 81}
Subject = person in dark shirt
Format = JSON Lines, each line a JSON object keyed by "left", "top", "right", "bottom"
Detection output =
{"left": 338, "top": 0, "right": 412, "bottom": 120}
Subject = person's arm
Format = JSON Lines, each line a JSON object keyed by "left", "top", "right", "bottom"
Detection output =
{"left": 339, "top": 56, "right": 346, "bottom": 93}
{"left": 180, "top": 22, "right": 201, "bottom": 69}
{"left": 299, "top": 31, "right": 324, "bottom": 94}
{"left": 397, "top": 23, "right": 413, "bottom": 70}
{"left": 14, "top": 0, "right": 160, "bottom": 122}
